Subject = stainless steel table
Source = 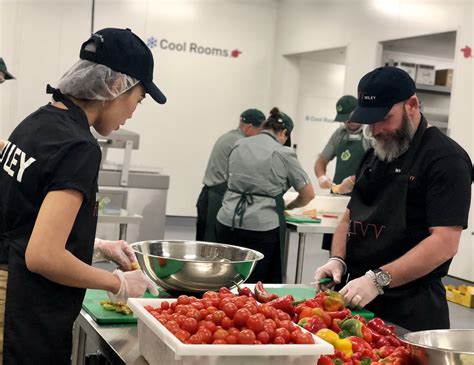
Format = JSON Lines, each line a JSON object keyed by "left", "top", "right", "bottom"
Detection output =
{"left": 285, "top": 214, "right": 342, "bottom": 284}
{"left": 72, "top": 309, "right": 147, "bottom": 365}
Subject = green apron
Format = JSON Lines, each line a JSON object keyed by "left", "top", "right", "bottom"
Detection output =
{"left": 229, "top": 189, "right": 287, "bottom": 263}
{"left": 203, "top": 182, "right": 227, "bottom": 242}
{"left": 333, "top": 133, "right": 365, "bottom": 184}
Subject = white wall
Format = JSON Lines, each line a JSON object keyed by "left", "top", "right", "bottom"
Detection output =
{"left": 1, "top": 0, "right": 279, "bottom": 218}
{"left": 93, "top": 0, "right": 278, "bottom": 216}
{"left": 293, "top": 58, "right": 345, "bottom": 192}
{"left": 0, "top": 0, "right": 91, "bottom": 139}
{"left": 273, "top": 0, "right": 473, "bottom": 280}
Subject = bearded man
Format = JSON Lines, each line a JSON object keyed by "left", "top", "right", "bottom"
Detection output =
{"left": 314, "top": 67, "right": 472, "bottom": 331}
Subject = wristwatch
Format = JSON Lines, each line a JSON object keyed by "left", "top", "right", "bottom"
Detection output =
{"left": 366, "top": 269, "right": 392, "bottom": 294}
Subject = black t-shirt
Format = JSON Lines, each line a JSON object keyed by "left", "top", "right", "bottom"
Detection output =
{"left": 0, "top": 103, "right": 101, "bottom": 263}
{"left": 349, "top": 126, "right": 472, "bottom": 276}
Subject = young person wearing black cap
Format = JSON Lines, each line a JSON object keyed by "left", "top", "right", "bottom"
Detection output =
{"left": 196, "top": 109, "right": 265, "bottom": 242}
{"left": 0, "top": 28, "right": 165, "bottom": 363}
{"left": 216, "top": 108, "right": 315, "bottom": 283}
{"left": 314, "top": 67, "right": 472, "bottom": 331}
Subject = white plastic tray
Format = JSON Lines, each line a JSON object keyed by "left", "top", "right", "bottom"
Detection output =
{"left": 128, "top": 298, "right": 333, "bottom": 365}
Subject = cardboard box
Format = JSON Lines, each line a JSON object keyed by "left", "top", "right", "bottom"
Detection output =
{"left": 416, "top": 64, "right": 436, "bottom": 85}
{"left": 445, "top": 285, "right": 474, "bottom": 308}
{"left": 128, "top": 298, "right": 333, "bottom": 365}
{"left": 435, "top": 69, "right": 453, "bottom": 88}
{"left": 394, "top": 62, "right": 417, "bottom": 81}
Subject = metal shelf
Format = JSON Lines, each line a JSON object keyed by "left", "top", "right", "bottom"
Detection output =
{"left": 416, "top": 84, "right": 451, "bottom": 94}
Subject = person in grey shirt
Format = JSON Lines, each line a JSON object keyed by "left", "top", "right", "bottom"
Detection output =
{"left": 216, "top": 107, "right": 314, "bottom": 283}
{"left": 196, "top": 109, "right": 265, "bottom": 242}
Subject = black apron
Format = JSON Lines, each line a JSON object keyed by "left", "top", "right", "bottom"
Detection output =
{"left": 230, "top": 189, "right": 287, "bottom": 269}
{"left": 196, "top": 182, "right": 227, "bottom": 242}
{"left": 3, "top": 86, "right": 97, "bottom": 364}
{"left": 345, "top": 116, "right": 449, "bottom": 331}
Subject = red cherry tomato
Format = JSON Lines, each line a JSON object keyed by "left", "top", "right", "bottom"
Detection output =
{"left": 237, "top": 329, "right": 256, "bottom": 344}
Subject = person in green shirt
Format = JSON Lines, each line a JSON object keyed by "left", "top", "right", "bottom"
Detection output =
{"left": 196, "top": 109, "right": 265, "bottom": 242}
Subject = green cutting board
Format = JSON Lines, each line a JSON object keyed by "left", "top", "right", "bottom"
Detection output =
{"left": 82, "top": 289, "right": 171, "bottom": 324}
{"left": 286, "top": 215, "right": 321, "bottom": 224}
{"left": 265, "top": 287, "right": 375, "bottom": 320}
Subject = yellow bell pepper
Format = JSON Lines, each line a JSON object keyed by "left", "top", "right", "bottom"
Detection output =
{"left": 334, "top": 338, "right": 353, "bottom": 357}
{"left": 316, "top": 328, "right": 340, "bottom": 345}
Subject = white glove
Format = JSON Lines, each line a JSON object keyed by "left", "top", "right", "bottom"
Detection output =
{"left": 339, "top": 274, "right": 379, "bottom": 308}
{"left": 94, "top": 238, "right": 137, "bottom": 271}
{"left": 314, "top": 259, "right": 344, "bottom": 291}
{"left": 318, "top": 175, "right": 333, "bottom": 189}
{"left": 107, "top": 269, "right": 159, "bottom": 302}
{"left": 338, "top": 176, "right": 355, "bottom": 194}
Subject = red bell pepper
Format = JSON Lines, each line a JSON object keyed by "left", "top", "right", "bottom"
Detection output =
{"left": 327, "top": 308, "right": 352, "bottom": 320}
{"left": 368, "top": 318, "right": 393, "bottom": 336}
{"left": 352, "top": 314, "right": 367, "bottom": 325}
{"left": 312, "top": 307, "right": 332, "bottom": 327}
{"left": 318, "top": 355, "right": 334, "bottom": 365}
{"left": 254, "top": 281, "right": 279, "bottom": 303}
{"left": 300, "top": 316, "right": 326, "bottom": 333}
{"left": 268, "top": 294, "right": 295, "bottom": 316}
{"left": 331, "top": 318, "right": 343, "bottom": 333}
{"left": 233, "top": 281, "right": 254, "bottom": 298}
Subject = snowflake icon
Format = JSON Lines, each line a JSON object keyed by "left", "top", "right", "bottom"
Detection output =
{"left": 147, "top": 37, "right": 158, "bottom": 49}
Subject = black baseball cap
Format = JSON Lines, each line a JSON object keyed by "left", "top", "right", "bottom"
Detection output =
{"left": 80, "top": 28, "right": 166, "bottom": 104}
{"left": 240, "top": 109, "right": 265, "bottom": 127}
{"left": 350, "top": 66, "right": 416, "bottom": 124}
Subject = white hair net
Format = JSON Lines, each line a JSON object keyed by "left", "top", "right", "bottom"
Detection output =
{"left": 56, "top": 59, "right": 139, "bottom": 101}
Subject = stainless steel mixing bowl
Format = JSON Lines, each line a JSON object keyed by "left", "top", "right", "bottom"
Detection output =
{"left": 131, "top": 240, "right": 264, "bottom": 294}
{"left": 402, "top": 329, "right": 474, "bottom": 365}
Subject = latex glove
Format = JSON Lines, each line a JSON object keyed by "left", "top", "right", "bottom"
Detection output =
{"left": 108, "top": 269, "right": 159, "bottom": 303}
{"left": 314, "top": 259, "right": 344, "bottom": 291}
{"left": 318, "top": 175, "right": 333, "bottom": 189}
{"left": 94, "top": 238, "right": 138, "bottom": 271}
{"left": 338, "top": 176, "right": 355, "bottom": 194}
{"left": 339, "top": 274, "right": 379, "bottom": 308}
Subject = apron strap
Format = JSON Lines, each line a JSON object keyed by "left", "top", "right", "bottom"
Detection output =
{"left": 228, "top": 188, "right": 281, "bottom": 229}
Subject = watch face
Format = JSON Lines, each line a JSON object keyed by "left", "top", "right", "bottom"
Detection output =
{"left": 376, "top": 271, "right": 391, "bottom": 287}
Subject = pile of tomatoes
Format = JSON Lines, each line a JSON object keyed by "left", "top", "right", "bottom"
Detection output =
{"left": 144, "top": 289, "right": 315, "bottom": 345}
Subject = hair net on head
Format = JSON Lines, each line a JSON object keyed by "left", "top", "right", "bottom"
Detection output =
{"left": 56, "top": 60, "right": 140, "bottom": 101}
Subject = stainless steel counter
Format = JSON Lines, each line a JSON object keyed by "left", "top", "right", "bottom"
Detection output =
{"left": 72, "top": 309, "right": 147, "bottom": 365}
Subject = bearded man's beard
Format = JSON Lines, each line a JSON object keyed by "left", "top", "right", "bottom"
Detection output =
{"left": 372, "top": 112, "right": 416, "bottom": 162}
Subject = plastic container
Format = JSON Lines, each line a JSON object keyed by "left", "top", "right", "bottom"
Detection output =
{"left": 128, "top": 298, "right": 333, "bottom": 365}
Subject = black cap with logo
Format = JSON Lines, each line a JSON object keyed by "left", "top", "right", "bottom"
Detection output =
{"left": 350, "top": 66, "right": 416, "bottom": 124}
{"left": 80, "top": 28, "right": 166, "bottom": 104}
{"left": 240, "top": 109, "right": 266, "bottom": 127}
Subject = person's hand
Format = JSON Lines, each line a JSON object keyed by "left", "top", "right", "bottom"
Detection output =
{"left": 107, "top": 269, "right": 159, "bottom": 302}
{"left": 318, "top": 175, "right": 333, "bottom": 189}
{"left": 338, "top": 176, "right": 355, "bottom": 194}
{"left": 339, "top": 274, "right": 379, "bottom": 308}
{"left": 314, "top": 259, "right": 344, "bottom": 291}
{"left": 94, "top": 238, "right": 137, "bottom": 271}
